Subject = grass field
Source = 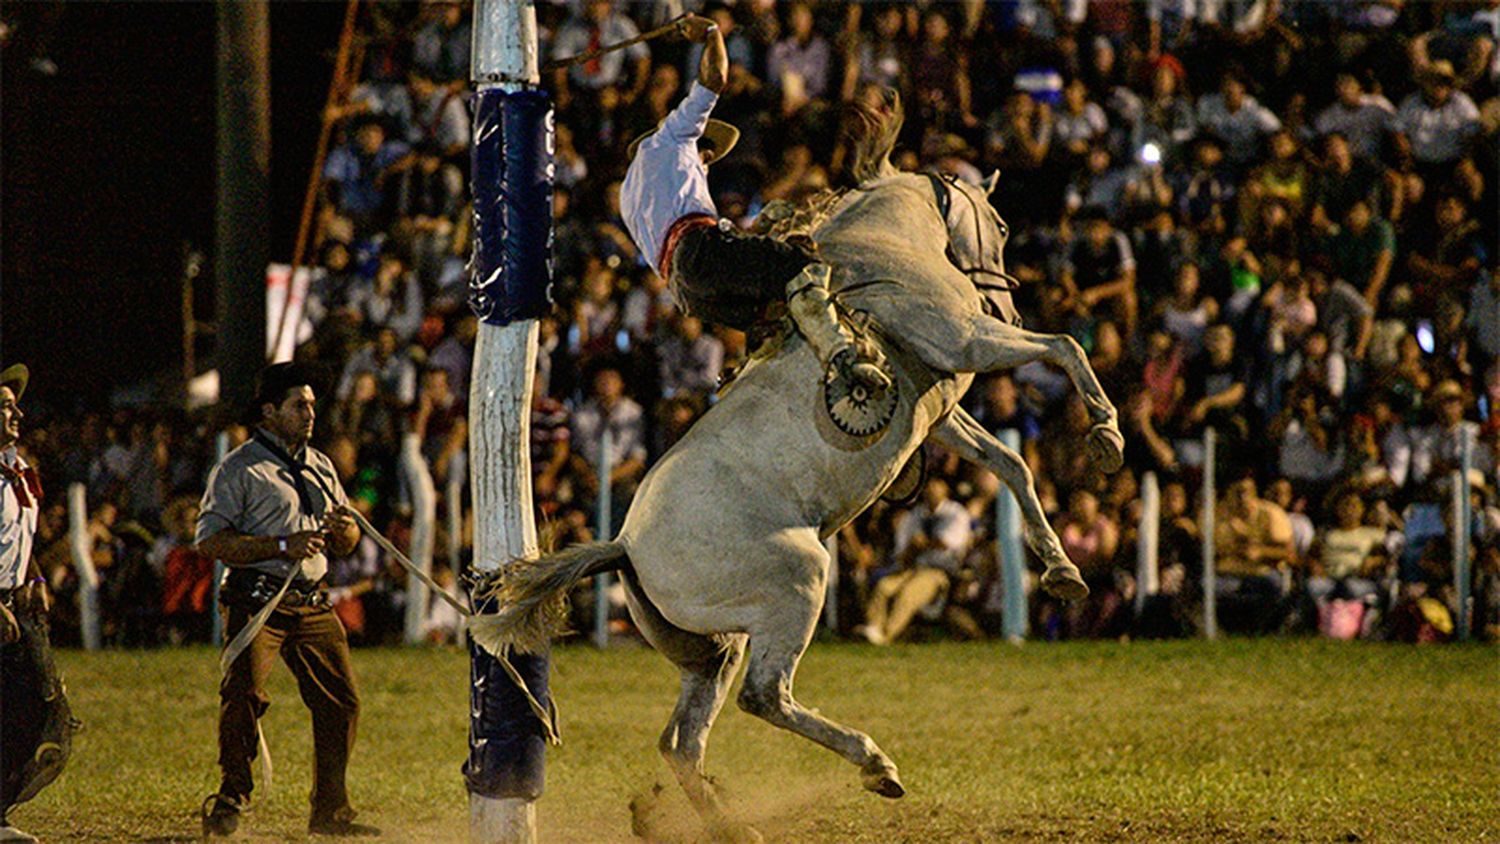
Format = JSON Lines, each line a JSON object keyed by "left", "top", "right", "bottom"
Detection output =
{"left": 12, "top": 639, "right": 1498, "bottom": 843}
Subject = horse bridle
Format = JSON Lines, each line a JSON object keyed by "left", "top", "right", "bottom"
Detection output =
{"left": 923, "top": 171, "right": 1020, "bottom": 296}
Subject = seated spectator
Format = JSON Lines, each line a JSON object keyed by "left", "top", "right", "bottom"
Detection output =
{"left": 411, "top": 0, "right": 470, "bottom": 86}
{"left": 908, "top": 8, "right": 974, "bottom": 133}
{"left": 1181, "top": 324, "right": 1248, "bottom": 442}
{"left": 1131, "top": 54, "right": 1196, "bottom": 167}
{"left": 1305, "top": 492, "right": 1388, "bottom": 633}
{"left": 1394, "top": 60, "right": 1482, "bottom": 180}
{"left": 1325, "top": 198, "right": 1395, "bottom": 307}
{"left": 1065, "top": 146, "right": 1131, "bottom": 219}
{"left": 157, "top": 496, "right": 214, "bottom": 644}
{"left": 1242, "top": 129, "right": 1313, "bottom": 221}
{"left": 1312, "top": 72, "right": 1395, "bottom": 163}
{"left": 339, "top": 326, "right": 418, "bottom": 409}
{"left": 1412, "top": 380, "right": 1489, "bottom": 488}
{"left": 323, "top": 115, "right": 410, "bottom": 235}
{"left": 572, "top": 258, "right": 623, "bottom": 362}
{"left": 1061, "top": 205, "right": 1139, "bottom": 337}
{"left": 622, "top": 271, "right": 676, "bottom": 348}
{"left": 1407, "top": 194, "right": 1488, "bottom": 303}
{"left": 1139, "top": 330, "right": 1186, "bottom": 427}
{"left": 1213, "top": 474, "right": 1296, "bottom": 633}
{"left": 1175, "top": 133, "right": 1236, "bottom": 238}
{"left": 1309, "top": 268, "right": 1374, "bottom": 361}
{"left": 1054, "top": 77, "right": 1109, "bottom": 160}
{"left": 1274, "top": 386, "right": 1346, "bottom": 490}
{"left": 856, "top": 478, "right": 972, "bottom": 645}
{"left": 841, "top": 3, "right": 908, "bottom": 102}
{"left": 570, "top": 364, "right": 649, "bottom": 526}
{"left": 657, "top": 316, "right": 723, "bottom": 400}
{"left": 1050, "top": 489, "right": 1125, "bottom": 639}
{"left": 412, "top": 366, "right": 466, "bottom": 483}
{"left": 768, "top": 2, "right": 832, "bottom": 105}
{"left": 1309, "top": 132, "right": 1386, "bottom": 236}
{"left": 550, "top": 0, "right": 650, "bottom": 111}
{"left": 1469, "top": 268, "right": 1500, "bottom": 366}
{"left": 1158, "top": 264, "right": 1218, "bottom": 356}
{"left": 348, "top": 251, "right": 425, "bottom": 341}
{"left": 1195, "top": 69, "right": 1281, "bottom": 169}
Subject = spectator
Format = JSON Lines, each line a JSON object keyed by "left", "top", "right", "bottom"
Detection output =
{"left": 570, "top": 365, "right": 649, "bottom": 525}
{"left": 768, "top": 2, "right": 832, "bottom": 105}
{"left": 322, "top": 116, "right": 410, "bottom": 235}
{"left": 1312, "top": 72, "right": 1395, "bottom": 162}
{"left": 1326, "top": 198, "right": 1396, "bottom": 306}
{"left": 551, "top": 0, "right": 651, "bottom": 111}
{"left": 657, "top": 316, "right": 723, "bottom": 400}
{"left": 1394, "top": 60, "right": 1482, "bottom": 177}
{"left": 411, "top": 0, "right": 470, "bottom": 86}
{"left": 1061, "top": 206, "right": 1139, "bottom": 338}
{"left": 1132, "top": 54, "right": 1197, "bottom": 166}
{"left": 856, "top": 478, "right": 973, "bottom": 645}
{"left": 338, "top": 327, "right": 418, "bottom": 409}
{"left": 1194, "top": 69, "right": 1281, "bottom": 168}
{"left": 1054, "top": 77, "right": 1109, "bottom": 160}
{"left": 1305, "top": 491, "right": 1388, "bottom": 634}
{"left": 1213, "top": 474, "right": 1295, "bottom": 633}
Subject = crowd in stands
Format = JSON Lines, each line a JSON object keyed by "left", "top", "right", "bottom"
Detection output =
{"left": 13, "top": 0, "right": 1500, "bottom": 648}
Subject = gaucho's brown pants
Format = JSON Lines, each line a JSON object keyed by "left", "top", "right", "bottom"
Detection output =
{"left": 218, "top": 602, "right": 360, "bottom": 820}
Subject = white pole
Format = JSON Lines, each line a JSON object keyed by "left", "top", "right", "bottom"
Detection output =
{"left": 67, "top": 483, "right": 100, "bottom": 651}
{"left": 823, "top": 533, "right": 839, "bottom": 633}
{"left": 1200, "top": 428, "right": 1218, "bottom": 640}
{"left": 469, "top": 2, "right": 547, "bottom": 839}
{"left": 211, "top": 430, "right": 231, "bottom": 646}
{"left": 1136, "top": 471, "right": 1160, "bottom": 616}
{"left": 402, "top": 432, "right": 438, "bottom": 644}
{"left": 1454, "top": 427, "right": 1474, "bottom": 641}
{"left": 593, "top": 428, "right": 613, "bottom": 649}
{"left": 998, "top": 429, "right": 1027, "bottom": 643}
{"left": 448, "top": 450, "right": 465, "bottom": 575}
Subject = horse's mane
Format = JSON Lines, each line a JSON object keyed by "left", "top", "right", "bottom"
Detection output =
{"left": 759, "top": 89, "right": 904, "bottom": 243}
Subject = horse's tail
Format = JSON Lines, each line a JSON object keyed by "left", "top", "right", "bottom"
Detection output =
{"left": 468, "top": 541, "right": 629, "bottom": 657}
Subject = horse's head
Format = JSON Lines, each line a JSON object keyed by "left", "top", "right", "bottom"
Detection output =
{"left": 926, "top": 170, "right": 1021, "bottom": 326}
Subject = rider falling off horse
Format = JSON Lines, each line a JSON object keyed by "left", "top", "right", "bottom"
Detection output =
{"left": 620, "top": 14, "right": 888, "bottom": 391}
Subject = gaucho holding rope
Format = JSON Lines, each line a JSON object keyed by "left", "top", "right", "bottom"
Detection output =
{"left": 620, "top": 14, "right": 889, "bottom": 393}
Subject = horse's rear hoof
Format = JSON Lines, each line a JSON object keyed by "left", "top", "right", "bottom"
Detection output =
{"left": 1041, "top": 565, "right": 1090, "bottom": 601}
{"left": 862, "top": 761, "right": 905, "bottom": 799}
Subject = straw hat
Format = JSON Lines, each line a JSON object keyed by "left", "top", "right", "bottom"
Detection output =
{"left": 0, "top": 364, "right": 28, "bottom": 401}
{"left": 627, "top": 118, "right": 740, "bottom": 166}
{"left": 1419, "top": 60, "right": 1457, "bottom": 87}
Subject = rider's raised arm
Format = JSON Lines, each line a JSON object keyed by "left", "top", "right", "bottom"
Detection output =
{"left": 659, "top": 81, "right": 719, "bottom": 146}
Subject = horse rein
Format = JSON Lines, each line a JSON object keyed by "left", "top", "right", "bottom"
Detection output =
{"left": 922, "top": 171, "right": 1020, "bottom": 295}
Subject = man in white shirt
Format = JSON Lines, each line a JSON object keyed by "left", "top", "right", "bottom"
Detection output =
{"left": 1394, "top": 60, "right": 1481, "bottom": 171}
{"left": 0, "top": 364, "right": 71, "bottom": 844}
{"left": 1195, "top": 69, "right": 1281, "bottom": 167}
{"left": 620, "top": 15, "right": 886, "bottom": 392}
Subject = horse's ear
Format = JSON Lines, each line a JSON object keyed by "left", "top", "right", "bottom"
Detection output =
{"left": 981, "top": 170, "right": 1001, "bottom": 197}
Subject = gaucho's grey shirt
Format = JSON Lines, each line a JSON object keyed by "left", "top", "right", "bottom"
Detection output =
{"left": 195, "top": 430, "right": 349, "bottom": 582}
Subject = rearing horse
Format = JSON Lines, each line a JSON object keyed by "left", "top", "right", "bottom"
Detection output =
{"left": 474, "top": 149, "right": 1124, "bottom": 843}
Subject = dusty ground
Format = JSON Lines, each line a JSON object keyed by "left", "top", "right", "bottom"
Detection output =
{"left": 14, "top": 638, "right": 1498, "bottom": 843}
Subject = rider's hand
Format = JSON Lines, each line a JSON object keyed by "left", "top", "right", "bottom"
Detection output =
{"left": 679, "top": 15, "right": 717, "bottom": 43}
{"left": 322, "top": 506, "right": 357, "bottom": 538}
{"left": 0, "top": 603, "right": 18, "bottom": 645}
{"left": 285, "top": 530, "right": 327, "bottom": 560}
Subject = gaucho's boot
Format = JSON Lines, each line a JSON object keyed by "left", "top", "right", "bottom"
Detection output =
{"left": 785, "top": 264, "right": 890, "bottom": 391}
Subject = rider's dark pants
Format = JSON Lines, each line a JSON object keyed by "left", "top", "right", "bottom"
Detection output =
{"left": 669, "top": 224, "right": 816, "bottom": 331}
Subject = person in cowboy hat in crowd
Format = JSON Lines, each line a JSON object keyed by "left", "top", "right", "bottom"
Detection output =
{"left": 0, "top": 364, "right": 75, "bottom": 844}
{"left": 620, "top": 14, "right": 888, "bottom": 392}
{"left": 196, "top": 363, "right": 375, "bottom": 838}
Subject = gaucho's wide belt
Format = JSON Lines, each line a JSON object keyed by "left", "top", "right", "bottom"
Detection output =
{"left": 657, "top": 213, "right": 719, "bottom": 279}
{"left": 222, "top": 569, "right": 329, "bottom": 611}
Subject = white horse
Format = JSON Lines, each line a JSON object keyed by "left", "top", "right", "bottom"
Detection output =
{"left": 474, "top": 153, "right": 1123, "bottom": 842}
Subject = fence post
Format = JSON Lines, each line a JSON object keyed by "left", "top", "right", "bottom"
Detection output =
{"left": 211, "top": 430, "right": 231, "bottom": 646}
{"left": 1200, "top": 427, "right": 1218, "bottom": 640}
{"left": 67, "top": 483, "right": 100, "bottom": 651}
{"left": 1454, "top": 427, "right": 1474, "bottom": 642}
{"left": 402, "top": 432, "right": 438, "bottom": 644}
{"left": 824, "top": 533, "right": 839, "bottom": 633}
{"left": 998, "top": 429, "right": 1027, "bottom": 643}
{"left": 1136, "top": 471, "right": 1160, "bottom": 616}
{"left": 593, "top": 428, "right": 613, "bottom": 649}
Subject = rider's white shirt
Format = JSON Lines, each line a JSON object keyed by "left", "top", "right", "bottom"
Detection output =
{"left": 621, "top": 81, "right": 719, "bottom": 276}
{"left": 0, "top": 446, "right": 37, "bottom": 590}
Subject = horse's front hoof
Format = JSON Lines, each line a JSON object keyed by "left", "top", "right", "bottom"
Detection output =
{"left": 1086, "top": 423, "right": 1125, "bottom": 473}
{"left": 861, "top": 760, "right": 905, "bottom": 799}
{"left": 1041, "top": 564, "right": 1090, "bottom": 602}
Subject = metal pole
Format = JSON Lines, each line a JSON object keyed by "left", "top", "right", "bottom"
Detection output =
{"left": 402, "top": 432, "right": 438, "bottom": 644}
{"left": 998, "top": 429, "right": 1027, "bottom": 643}
{"left": 824, "top": 534, "right": 839, "bottom": 633}
{"left": 1200, "top": 427, "right": 1218, "bottom": 639}
{"left": 211, "top": 431, "right": 231, "bottom": 646}
{"left": 215, "top": 0, "right": 271, "bottom": 410}
{"left": 467, "top": 2, "right": 551, "bottom": 840}
{"left": 593, "top": 429, "right": 613, "bottom": 649}
{"left": 1454, "top": 428, "right": 1474, "bottom": 642}
{"left": 67, "top": 483, "right": 100, "bottom": 651}
{"left": 1136, "top": 471, "right": 1160, "bottom": 616}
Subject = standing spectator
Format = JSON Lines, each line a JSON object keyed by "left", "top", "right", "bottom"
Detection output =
{"left": 1412, "top": 380, "right": 1488, "bottom": 487}
{"left": 842, "top": 3, "right": 908, "bottom": 102}
{"left": 550, "top": 0, "right": 651, "bottom": 112}
{"left": 159, "top": 496, "right": 215, "bottom": 644}
{"left": 908, "top": 9, "right": 975, "bottom": 133}
{"left": 196, "top": 363, "right": 375, "bottom": 837}
{"left": 0, "top": 364, "right": 71, "bottom": 844}
{"left": 338, "top": 327, "right": 418, "bottom": 410}
{"left": 856, "top": 478, "right": 973, "bottom": 645}
{"left": 1195, "top": 69, "right": 1282, "bottom": 168}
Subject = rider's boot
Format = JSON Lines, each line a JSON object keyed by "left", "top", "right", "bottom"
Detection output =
{"left": 785, "top": 264, "right": 890, "bottom": 391}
